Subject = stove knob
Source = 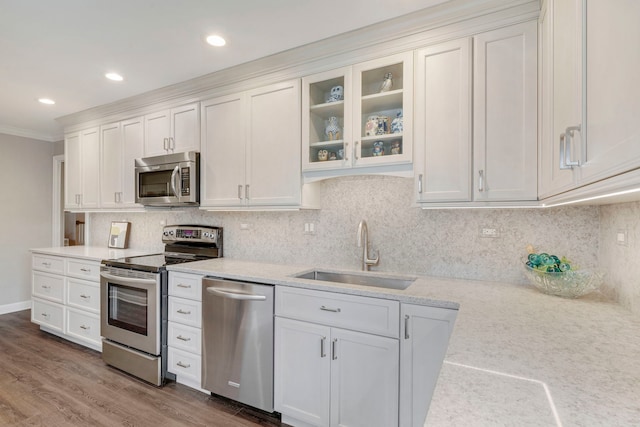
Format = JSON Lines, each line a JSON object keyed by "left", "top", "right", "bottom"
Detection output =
{"left": 203, "top": 232, "right": 209, "bottom": 238}
{"left": 163, "top": 231, "right": 169, "bottom": 236}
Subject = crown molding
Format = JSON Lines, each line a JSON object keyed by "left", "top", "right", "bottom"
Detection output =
{"left": 56, "top": 0, "right": 539, "bottom": 130}
{"left": 0, "top": 125, "right": 62, "bottom": 142}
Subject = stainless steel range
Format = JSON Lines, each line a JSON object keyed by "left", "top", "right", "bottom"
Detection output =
{"left": 100, "top": 225, "right": 222, "bottom": 386}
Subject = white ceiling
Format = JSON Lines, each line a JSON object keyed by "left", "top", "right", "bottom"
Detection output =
{"left": 0, "top": 0, "right": 450, "bottom": 142}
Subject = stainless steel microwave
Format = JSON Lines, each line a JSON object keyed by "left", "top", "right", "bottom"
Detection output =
{"left": 135, "top": 151, "right": 199, "bottom": 206}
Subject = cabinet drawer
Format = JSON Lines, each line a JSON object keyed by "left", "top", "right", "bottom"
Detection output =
{"left": 32, "top": 254, "right": 64, "bottom": 274}
{"left": 32, "top": 299, "right": 64, "bottom": 332}
{"left": 67, "top": 278, "right": 100, "bottom": 313}
{"left": 168, "top": 347, "right": 202, "bottom": 387}
{"left": 169, "top": 272, "right": 203, "bottom": 301}
{"left": 168, "top": 297, "right": 201, "bottom": 328}
{"left": 168, "top": 322, "right": 201, "bottom": 354}
{"left": 66, "top": 259, "right": 100, "bottom": 281}
{"left": 276, "top": 287, "right": 400, "bottom": 338}
{"left": 66, "top": 308, "right": 101, "bottom": 346}
{"left": 32, "top": 271, "right": 65, "bottom": 303}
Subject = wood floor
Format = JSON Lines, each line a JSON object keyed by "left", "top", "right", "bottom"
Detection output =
{"left": 0, "top": 310, "right": 284, "bottom": 427}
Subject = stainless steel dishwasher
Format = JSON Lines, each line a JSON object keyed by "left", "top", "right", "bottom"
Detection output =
{"left": 201, "top": 277, "right": 274, "bottom": 412}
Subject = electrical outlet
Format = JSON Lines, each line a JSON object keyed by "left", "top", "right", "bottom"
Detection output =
{"left": 616, "top": 229, "right": 628, "bottom": 246}
{"left": 304, "top": 223, "right": 316, "bottom": 235}
{"left": 480, "top": 227, "right": 500, "bottom": 238}
{"left": 240, "top": 223, "right": 251, "bottom": 231}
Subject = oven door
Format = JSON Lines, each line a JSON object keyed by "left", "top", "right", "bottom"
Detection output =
{"left": 100, "top": 267, "right": 161, "bottom": 356}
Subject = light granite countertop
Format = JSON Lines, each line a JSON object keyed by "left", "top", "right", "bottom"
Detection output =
{"left": 30, "top": 246, "right": 151, "bottom": 261}
{"left": 169, "top": 258, "right": 640, "bottom": 427}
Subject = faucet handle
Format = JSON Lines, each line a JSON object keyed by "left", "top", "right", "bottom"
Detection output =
{"left": 366, "top": 250, "right": 379, "bottom": 267}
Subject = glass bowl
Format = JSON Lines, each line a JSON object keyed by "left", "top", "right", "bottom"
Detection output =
{"left": 523, "top": 262, "right": 602, "bottom": 298}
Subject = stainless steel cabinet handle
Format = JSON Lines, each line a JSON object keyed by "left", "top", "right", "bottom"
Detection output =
{"left": 206, "top": 287, "right": 267, "bottom": 301}
{"left": 404, "top": 315, "right": 410, "bottom": 339}
{"left": 238, "top": 184, "right": 243, "bottom": 200}
{"left": 354, "top": 141, "right": 360, "bottom": 160}
{"left": 163, "top": 138, "right": 168, "bottom": 151}
{"left": 176, "top": 309, "right": 192, "bottom": 315}
{"left": 559, "top": 133, "right": 569, "bottom": 170}
{"left": 418, "top": 174, "right": 423, "bottom": 194}
{"left": 564, "top": 125, "right": 581, "bottom": 167}
{"left": 245, "top": 184, "right": 250, "bottom": 200}
{"left": 41, "top": 313, "right": 50, "bottom": 318}
{"left": 80, "top": 325, "right": 90, "bottom": 330}
{"left": 320, "top": 336, "right": 327, "bottom": 358}
{"left": 176, "top": 283, "right": 191, "bottom": 289}
{"left": 41, "top": 285, "right": 51, "bottom": 290}
{"left": 80, "top": 294, "right": 90, "bottom": 299}
{"left": 332, "top": 339, "right": 338, "bottom": 360}
{"left": 176, "top": 361, "right": 191, "bottom": 369}
{"left": 320, "top": 305, "right": 341, "bottom": 313}
{"left": 80, "top": 268, "right": 91, "bottom": 273}
{"left": 344, "top": 142, "right": 349, "bottom": 162}
{"left": 169, "top": 137, "right": 175, "bottom": 150}
{"left": 176, "top": 335, "right": 191, "bottom": 342}
{"left": 478, "top": 169, "right": 484, "bottom": 192}
{"left": 42, "top": 262, "right": 51, "bottom": 267}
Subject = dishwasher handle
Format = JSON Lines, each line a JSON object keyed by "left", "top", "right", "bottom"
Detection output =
{"left": 206, "top": 287, "right": 267, "bottom": 301}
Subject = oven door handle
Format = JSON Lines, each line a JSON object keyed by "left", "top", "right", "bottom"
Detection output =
{"left": 206, "top": 287, "right": 267, "bottom": 301}
{"left": 100, "top": 272, "right": 157, "bottom": 286}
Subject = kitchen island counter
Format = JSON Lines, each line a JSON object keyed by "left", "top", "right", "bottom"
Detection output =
{"left": 169, "top": 258, "right": 640, "bottom": 426}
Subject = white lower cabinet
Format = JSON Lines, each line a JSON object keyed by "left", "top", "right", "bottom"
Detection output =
{"left": 274, "top": 286, "right": 457, "bottom": 427}
{"left": 399, "top": 304, "right": 458, "bottom": 427}
{"left": 167, "top": 272, "right": 207, "bottom": 392}
{"left": 31, "top": 253, "right": 102, "bottom": 351}
{"left": 275, "top": 317, "right": 398, "bottom": 427}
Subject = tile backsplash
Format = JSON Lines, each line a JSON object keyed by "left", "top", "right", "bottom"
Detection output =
{"left": 90, "top": 175, "right": 605, "bottom": 289}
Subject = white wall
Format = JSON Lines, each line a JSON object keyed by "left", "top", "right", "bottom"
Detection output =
{"left": 90, "top": 175, "right": 601, "bottom": 287}
{"left": 0, "top": 133, "right": 53, "bottom": 312}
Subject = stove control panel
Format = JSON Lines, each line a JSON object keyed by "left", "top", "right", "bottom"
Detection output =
{"left": 162, "top": 225, "right": 222, "bottom": 246}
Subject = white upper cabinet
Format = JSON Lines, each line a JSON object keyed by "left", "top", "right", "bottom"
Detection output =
{"left": 144, "top": 103, "right": 200, "bottom": 156}
{"left": 65, "top": 127, "right": 100, "bottom": 210}
{"left": 415, "top": 21, "right": 537, "bottom": 206}
{"left": 201, "top": 79, "right": 311, "bottom": 209}
{"left": 473, "top": 21, "right": 538, "bottom": 202}
{"left": 415, "top": 39, "right": 472, "bottom": 203}
{"left": 540, "top": 0, "right": 640, "bottom": 201}
{"left": 100, "top": 117, "right": 144, "bottom": 209}
{"left": 302, "top": 52, "right": 413, "bottom": 176}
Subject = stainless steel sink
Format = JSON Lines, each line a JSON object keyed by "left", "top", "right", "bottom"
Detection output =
{"left": 294, "top": 269, "right": 415, "bottom": 290}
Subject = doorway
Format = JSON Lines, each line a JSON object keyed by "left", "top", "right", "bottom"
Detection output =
{"left": 52, "top": 155, "right": 86, "bottom": 247}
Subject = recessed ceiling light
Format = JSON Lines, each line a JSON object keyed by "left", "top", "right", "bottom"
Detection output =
{"left": 38, "top": 98, "right": 55, "bottom": 105}
{"left": 105, "top": 72, "right": 124, "bottom": 81}
{"left": 206, "top": 35, "right": 226, "bottom": 47}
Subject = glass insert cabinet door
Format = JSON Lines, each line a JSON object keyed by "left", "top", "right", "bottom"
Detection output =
{"left": 302, "top": 51, "right": 413, "bottom": 173}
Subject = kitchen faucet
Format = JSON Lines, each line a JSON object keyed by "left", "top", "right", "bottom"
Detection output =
{"left": 357, "top": 220, "right": 379, "bottom": 271}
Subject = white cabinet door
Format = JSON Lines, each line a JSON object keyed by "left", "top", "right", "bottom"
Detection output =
{"left": 352, "top": 52, "right": 413, "bottom": 168}
{"left": 275, "top": 317, "right": 331, "bottom": 427}
{"left": 201, "top": 93, "right": 247, "bottom": 208}
{"left": 539, "top": 0, "right": 581, "bottom": 198}
{"left": 121, "top": 116, "right": 144, "bottom": 207}
{"left": 100, "top": 122, "right": 122, "bottom": 208}
{"left": 246, "top": 80, "right": 302, "bottom": 206}
{"left": 330, "top": 328, "right": 399, "bottom": 427}
{"left": 415, "top": 38, "right": 472, "bottom": 202}
{"left": 64, "top": 132, "right": 82, "bottom": 209}
{"left": 399, "top": 304, "right": 457, "bottom": 427}
{"left": 80, "top": 127, "right": 101, "bottom": 208}
{"left": 473, "top": 21, "right": 537, "bottom": 201}
{"left": 144, "top": 109, "right": 171, "bottom": 156}
{"left": 171, "top": 103, "right": 200, "bottom": 153}
{"left": 579, "top": 0, "right": 640, "bottom": 185}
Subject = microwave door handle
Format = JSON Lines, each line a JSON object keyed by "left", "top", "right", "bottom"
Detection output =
{"left": 170, "top": 165, "right": 180, "bottom": 199}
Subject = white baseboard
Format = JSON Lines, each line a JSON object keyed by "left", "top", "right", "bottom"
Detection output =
{"left": 0, "top": 300, "right": 31, "bottom": 315}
